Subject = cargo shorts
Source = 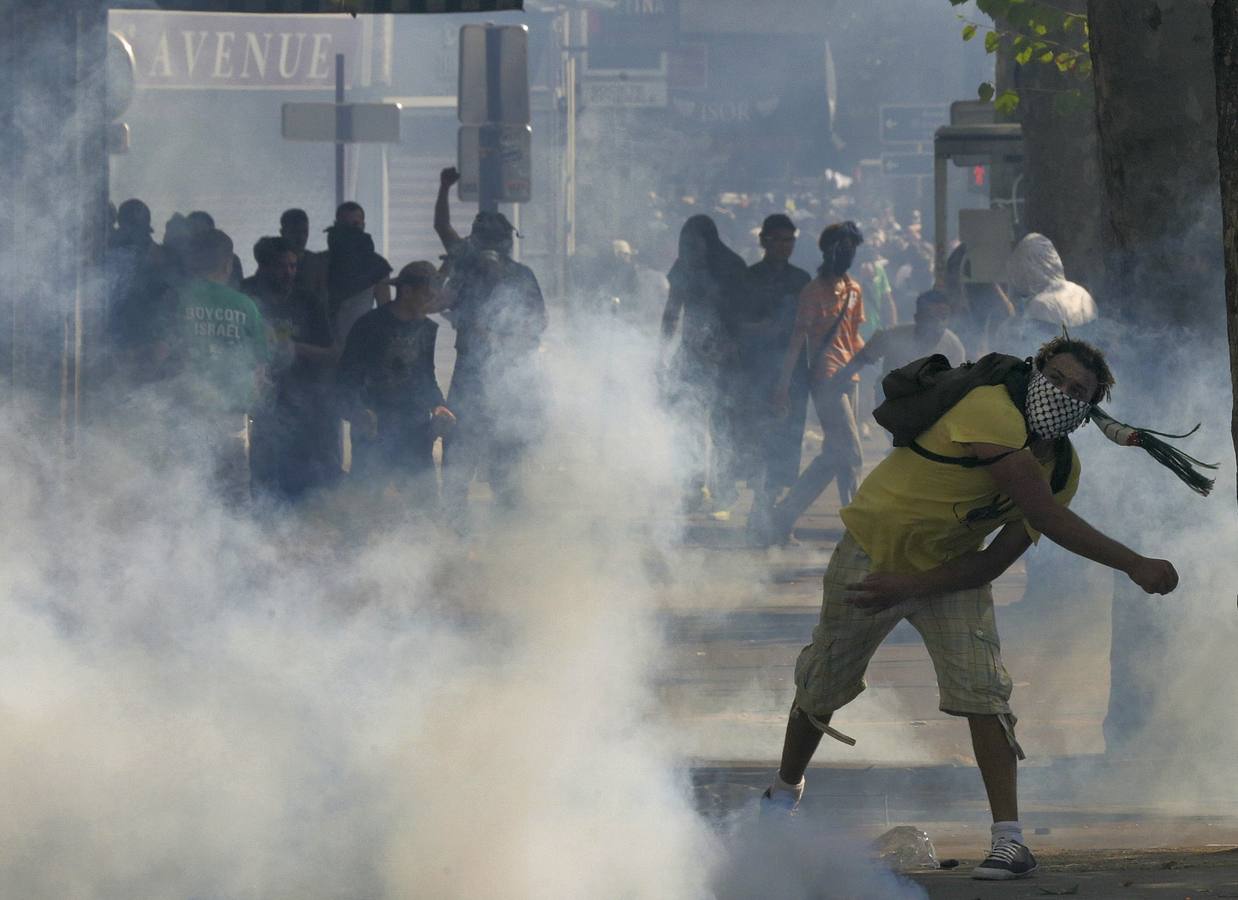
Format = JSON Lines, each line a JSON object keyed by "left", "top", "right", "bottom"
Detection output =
{"left": 793, "top": 531, "right": 1017, "bottom": 726}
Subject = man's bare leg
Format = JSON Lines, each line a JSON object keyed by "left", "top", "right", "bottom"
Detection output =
{"left": 969, "top": 714, "right": 1039, "bottom": 879}
{"left": 968, "top": 714, "right": 1018, "bottom": 822}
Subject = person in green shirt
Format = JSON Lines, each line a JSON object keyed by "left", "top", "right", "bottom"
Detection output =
{"left": 165, "top": 228, "right": 270, "bottom": 414}
{"left": 159, "top": 228, "right": 270, "bottom": 505}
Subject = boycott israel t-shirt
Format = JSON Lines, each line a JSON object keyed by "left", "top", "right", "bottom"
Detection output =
{"left": 840, "top": 385, "right": 1080, "bottom": 574}
{"left": 169, "top": 278, "right": 270, "bottom": 413}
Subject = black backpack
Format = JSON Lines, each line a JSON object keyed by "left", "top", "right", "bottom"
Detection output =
{"left": 873, "top": 352, "right": 1073, "bottom": 491}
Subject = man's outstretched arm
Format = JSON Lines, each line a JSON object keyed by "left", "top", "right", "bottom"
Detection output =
{"left": 977, "top": 444, "right": 1178, "bottom": 594}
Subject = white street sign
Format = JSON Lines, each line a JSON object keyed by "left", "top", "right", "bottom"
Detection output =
{"left": 457, "top": 125, "right": 531, "bottom": 203}
{"left": 458, "top": 24, "right": 529, "bottom": 125}
{"left": 281, "top": 102, "right": 401, "bottom": 142}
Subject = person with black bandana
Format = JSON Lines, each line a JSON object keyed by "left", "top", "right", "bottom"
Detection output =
{"left": 759, "top": 335, "right": 1178, "bottom": 883}
{"left": 433, "top": 167, "right": 548, "bottom": 528}
{"left": 325, "top": 202, "right": 392, "bottom": 345}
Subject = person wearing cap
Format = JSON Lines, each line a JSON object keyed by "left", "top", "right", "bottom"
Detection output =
{"left": 336, "top": 261, "right": 455, "bottom": 509}
{"left": 733, "top": 214, "right": 813, "bottom": 538}
{"left": 433, "top": 166, "right": 548, "bottom": 523}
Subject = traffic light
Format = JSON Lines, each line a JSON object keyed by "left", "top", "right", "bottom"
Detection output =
{"left": 969, "top": 164, "right": 988, "bottom": 193}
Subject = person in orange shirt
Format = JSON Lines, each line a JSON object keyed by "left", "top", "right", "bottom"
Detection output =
{"left": 766, "top": 222, "right": 867, "bottom": 543}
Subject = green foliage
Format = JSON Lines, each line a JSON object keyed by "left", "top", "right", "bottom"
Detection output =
{"left": 995, "top": 89, "right": 1020, "bottom": 114}
{"left": 953, "top": 0, "right": 1092, "bottom": 118}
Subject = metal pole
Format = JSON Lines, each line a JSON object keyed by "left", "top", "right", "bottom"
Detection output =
{"left": 479, "top": 27, "right": 504, "bottom": 214}
{"left": 933, "top": 149, "right": 948, "bottom": 289}
{"left": 335, "top": 53, "right": 345, "bottom": 211}
{"left": 564, "top": 11, "right": 578, "bottom": 260}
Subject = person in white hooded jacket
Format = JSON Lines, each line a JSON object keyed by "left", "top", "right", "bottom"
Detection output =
{"left": 996, "top": 233, "right": 1097, "bottom": 351}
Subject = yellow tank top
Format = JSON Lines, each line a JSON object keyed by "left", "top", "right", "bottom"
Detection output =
{"left": 840, "top": 385, "right": 1080, "bottom": 573}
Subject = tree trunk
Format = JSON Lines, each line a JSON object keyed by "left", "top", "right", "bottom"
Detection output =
{"left": 1214, "top": 0, "right": 1238, "bottom": 504}
{"left": 1086, "top": 0, "right": 1223, "bottom": 752}
{"left": 995, "top": 0, "right": 1105, "bottom": 290}
{"left": 1088, "top": 0, "right": 1221, "bottom": 329}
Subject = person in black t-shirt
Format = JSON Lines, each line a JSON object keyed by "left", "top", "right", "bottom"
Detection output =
{"left": 735, "top": 214, "right": 813, "bottom": 538}
{"left": 242, "top": 236, "right": 337, "bottom": 499}
{"left": 336, "top": 261, "right": 455, "bottom": 508}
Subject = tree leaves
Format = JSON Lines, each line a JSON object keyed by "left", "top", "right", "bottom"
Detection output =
{"left": 994, "top": 89, "right": 1021, "bottom": 115}
{"left": 954, "top": 0, "right": 1093, "bottom": 112}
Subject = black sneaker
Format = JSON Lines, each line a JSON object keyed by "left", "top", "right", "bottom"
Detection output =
{"left": 972, "top": 839, "right": 1038, "bottom": 880}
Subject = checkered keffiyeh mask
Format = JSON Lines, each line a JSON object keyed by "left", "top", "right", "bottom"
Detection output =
{"left": 1025, "top": 368, "right": 1092, "bottom": 438}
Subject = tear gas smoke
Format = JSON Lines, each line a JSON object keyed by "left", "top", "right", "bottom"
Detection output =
{"left": 0, "top": 308, "right": 925, "bottom": 898}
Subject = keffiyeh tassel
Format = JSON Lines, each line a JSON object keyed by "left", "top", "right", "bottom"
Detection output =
{"left": 1091, "top": 407, "right": 1218, "bottom": 496}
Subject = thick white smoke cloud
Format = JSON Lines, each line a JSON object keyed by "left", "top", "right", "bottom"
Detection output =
{"left": 0, "top": 307, "right": 925, "bottom": 898}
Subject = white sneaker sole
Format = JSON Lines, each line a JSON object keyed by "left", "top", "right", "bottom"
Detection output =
{"left": 971, "top": 862, "right": 1038, "bottom": 881}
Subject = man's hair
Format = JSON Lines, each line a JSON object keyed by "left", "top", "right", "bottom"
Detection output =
{"left": 1035, "top": 335, "right": 1115, "bottom": 403}
{"left": 335, "top": 201, "right": 364, "bottom": 221}
{"left": 186, "top": 210, "right": 215, "bottom": 234}
{"left": 280, "top": 208, "right": 308, "bottom": 229}
{"left": 759, "top": 213, "right": 796, "bottom": 237}
{"left": 392, "top": 260, "right": 438, "bottom": 291}
{"left": 116, "top": 198, "right": 152, "bottom": 232}
{"left": 253, "top": 235, "right": 294, "bottom": 268}
{"left": 915, "top": 289, "right": 951, "bottom": 315}
{"left": 186, "top": 228, "right": 234, "bottom": 276}
{"left": 818, "top": 220, "right": 864, "bottom": 254}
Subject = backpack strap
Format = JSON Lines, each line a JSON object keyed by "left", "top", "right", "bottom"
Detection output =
{"left": 909, "top": 436, "right": 1074, "bottom": 495}
{"left": 907, "top": 440, "right": 1022, "bottom": 468}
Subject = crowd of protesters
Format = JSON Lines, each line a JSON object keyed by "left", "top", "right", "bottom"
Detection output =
{"left": 645, "top": 195, "right": 1076, "bottom": 546}
{"left": 101, "top": 170, "right": 1094, "bottom": 540}
{"left": 102, "top": 175, "right": 546, "bottom": 532}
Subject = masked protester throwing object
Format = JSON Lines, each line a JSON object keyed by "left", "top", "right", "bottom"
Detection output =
{"left": 761, "top": 335, "right": 1179, "bottom": 883}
